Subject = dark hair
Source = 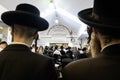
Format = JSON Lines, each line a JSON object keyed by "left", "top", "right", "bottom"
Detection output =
{"left": 55, "top": 45, "right": 58, "bottom": 50}
{"left": 87, "top": 26, "right": 92, "bottom": 43}
{"left": 82, "top": 47, "right": 87, "bottom": 51}
{"left": 60, "top": 46, "right": 64, "bottom": 49}
{"left": 0, "top": 41, "right": 7, "bottom": 45}
{"left": 45, "top": 46, "right": 49, "bottom": 50}
{"left": 87, "top": 25, "right": 120, "bottom": 40}
{"left": 13, "top": 25, "right": 37, "bottom": 38}
{"left": 95, "top": 27, "right": 120, "bottom": 39}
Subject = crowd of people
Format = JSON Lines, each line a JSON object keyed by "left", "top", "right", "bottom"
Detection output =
{"left": 0, "top": 0, "right": 120, "bottom": 80}
{"left": 30, "top": 44, "right": 89, "bottom": 78}
{"left": 0, "top": 40, "right": 89, "bottom": 79}
{"left": 36, "top": 45, "right": 88, "bottom": 59}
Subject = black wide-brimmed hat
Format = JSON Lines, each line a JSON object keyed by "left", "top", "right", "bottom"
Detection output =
{"left": 78, "top": 0, "right": 120, "bottom": 29}
{"left": 1, "top": 3, "right": 49, "bottom": 31}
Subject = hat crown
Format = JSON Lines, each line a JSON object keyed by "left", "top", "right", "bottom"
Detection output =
{"left": 78, "top": 0, "right": 120, "bottom": 29}
{"left": 93, "top": 0, "right": 120, "bottom": 19}
{"left": 1, "top": 3, "right": 49, "bottom": 31}
{"left": 16, "top": 3, "right": 40, "bottom": 16}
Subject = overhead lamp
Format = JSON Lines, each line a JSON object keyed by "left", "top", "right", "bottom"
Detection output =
{"left": 55, "top": 19, "right": 59, "bottom": 24}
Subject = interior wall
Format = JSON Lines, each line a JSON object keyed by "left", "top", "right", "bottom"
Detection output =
{"left": 0, "top": 22, "right": 88, "bottom": 48}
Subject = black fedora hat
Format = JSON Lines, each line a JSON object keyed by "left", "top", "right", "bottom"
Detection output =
{"left": 1, "top": 3, "right": 49, "bottom": 31}
{"left": 78, "top": 0, "right": 120, "bottom": 29}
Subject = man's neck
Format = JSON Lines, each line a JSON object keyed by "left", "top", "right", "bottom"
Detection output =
{"left": 13, "top": 38, "right": 32, "bottom": 47}
{"left": 10, "top": 42, "right": 30, "bottom": 47}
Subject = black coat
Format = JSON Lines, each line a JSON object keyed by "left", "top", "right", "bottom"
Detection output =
{"left": 0, "top": 44, "right": 58, "bottom": 80}
{"left": 62, "top": 44, "right": 120, "bottom": 80}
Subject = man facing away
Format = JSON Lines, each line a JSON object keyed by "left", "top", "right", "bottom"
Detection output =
{"left": 62, "top": 0, "right": 120, "bottom": 80}
{"left": 0, "top": 3, "right": 58, "bottom": 80}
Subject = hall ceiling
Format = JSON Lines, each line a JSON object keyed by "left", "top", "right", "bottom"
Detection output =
{"left": 0, "top": 0, "right": 93, "bottom": 38}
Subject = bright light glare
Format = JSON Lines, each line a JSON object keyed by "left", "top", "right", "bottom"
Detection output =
{"left": 56, "top": 8, "right": 81, "bottom": 24}
{"left": 55, "top": 19, "right": 59, "bottom": 24}
{"left": 40, "top": 2, "right": 87, "bottom": 37}
{"left": 56, "top": 7, "right": 87, "bottom": 37}
{"left": 78, "top": 24, "right": 87, "bottom": 37}
{"left": 41, "top": 3, "right": 55, "bottom": 18}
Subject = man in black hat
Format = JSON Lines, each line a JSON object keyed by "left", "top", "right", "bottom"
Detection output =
{"left": 0, "top": 3, "right": 58, "bottom": 80}
{"left": 62, "top": 0, "right": 120, "bottom": 80}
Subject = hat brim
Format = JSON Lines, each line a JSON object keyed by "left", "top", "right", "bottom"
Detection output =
{"left": 78, "top": 8, "right": 120, "bottom": 29}
{"left": 1, "top": 11, "right": 49, "bottom": 31}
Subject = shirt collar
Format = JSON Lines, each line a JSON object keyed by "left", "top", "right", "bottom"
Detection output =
{"left": 9, "top": 42, "right": 30, "bottom": 47}
{"left": 101, "top": 43, "right": 120, "bottom": 52}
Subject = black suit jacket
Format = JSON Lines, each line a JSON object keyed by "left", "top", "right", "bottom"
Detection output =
{"left": 62, "top": 44, "right": 120, "bottom": 80}
{"left": 0, "top": 44, "right": 58, "bottom": 80}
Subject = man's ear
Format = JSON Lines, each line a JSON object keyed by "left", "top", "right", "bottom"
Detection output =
{"left": 33, "top": 33, "right": 39, "bottom": 40}
{"left": 92, "top": 27, "right": 101, "bottom": 35}
{"left": 92, "top": 27, "right": 100, "bottom": 41}
{"left": 11, "top": 30, "right": 14, "bottom": 41}
{"left": 92, "top": 27, "right": 98, "bottom": 34}
{"left": 11, "top": 31, "right": 13, "bottom": 36}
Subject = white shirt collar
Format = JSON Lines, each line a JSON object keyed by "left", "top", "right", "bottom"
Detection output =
{"left": 9, "top": 42, "right": 30, "bottom": 47}
{"left": 101, "top": 43, "right": 120, "bottom": 52}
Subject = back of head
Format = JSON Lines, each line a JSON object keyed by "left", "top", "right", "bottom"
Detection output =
{"left": 13, "top": 24, "right": 37, "bottom": 39}
{"left": 55, "top": 45, "right": 58, "bottom": 50}
{"left": 94, "top": 27, "right": 120, "bottom": 39}
{"left": 0, "top": 41, "right": 7, "bottom": 45}
{"left": 82, "top": 47, "right": 87, "bottom": 51}
{"left": 0, "top": 41, "right": 8, "bottom": 51}
{"left": 60, "top": 46, "right": 64, "bottom": 49}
